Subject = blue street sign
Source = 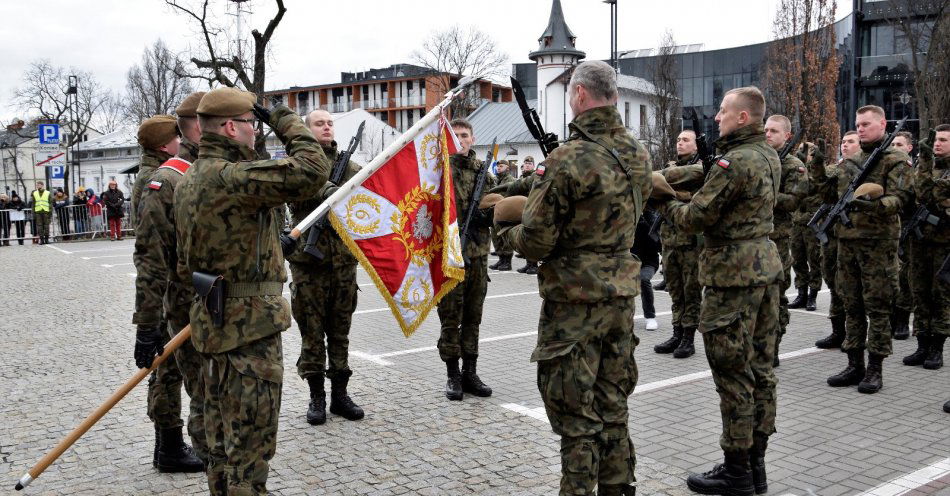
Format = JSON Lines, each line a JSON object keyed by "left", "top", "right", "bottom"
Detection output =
{"left": 50, "top": 166, "right": 65, "bottom": 179}
{"left": 38, "top": 124, "right": 60, "bottom": 144}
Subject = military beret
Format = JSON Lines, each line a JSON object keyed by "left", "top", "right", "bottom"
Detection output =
{"left": 493, "top": 195, "right": 528, "bottom": 224}
{"left": 175, "top": 91, "right": 207, "bottom": 118}
{"left": 479, "top": 193, "right": 504, "bottom": 210}
{"left": 651, "top": 172, "right": 676, "bottom": 200}
{"left": 854, "top": 183, "right": 884, "bottom": 200}
{"left": 137, "top": 115, "right": 179, "bottom": 151}
{"left": 197, "top": 87, "right": 256, "bottom": 117}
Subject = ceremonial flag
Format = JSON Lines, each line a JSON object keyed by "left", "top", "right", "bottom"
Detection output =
{"left": 328, "top": 115, "right": 465, "bottom": 337}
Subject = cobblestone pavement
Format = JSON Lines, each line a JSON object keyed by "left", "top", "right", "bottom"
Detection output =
{"left": 1, "top": 239, "right": 948, "bottom": 495}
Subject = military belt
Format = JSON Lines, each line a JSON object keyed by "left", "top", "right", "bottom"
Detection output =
{"left": 226, "top": 281, "right": 284, "bottom": 298}
{"left": 704, "top": 235, "right": 769, "bottom": 249}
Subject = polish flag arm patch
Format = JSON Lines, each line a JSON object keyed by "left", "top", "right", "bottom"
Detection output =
{"left": 717, "top": 158, "right": 731, "bottom": 169}
{"left": 535, "top": 164, "right": 546, "bottom": 176}
{"left": 148, "top": 181, "right": 163, "bottom": 190}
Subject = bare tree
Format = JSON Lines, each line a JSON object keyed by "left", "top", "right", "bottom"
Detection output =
{"left": 124, "top": 39, "right": 194, "bottom": 122}
{"left": 411, "top": 25, "right": 509, "bottom": 117}
{"left": 96, "top": 91, "right": 127, "bottom": 134}
{"left": 12, "top": 60, "right": 106, "bottom": 192}
{"left": 763, "top": 0, "right": 839, "bottom": 152}
{"left": 887, "top": 0, "right": 950, "bottom": 130}
{"left": 643, "top": 31, "right": 682, "bottom": 170}
{"left": 165, "top": 0, "right": 286, "bottom": 153}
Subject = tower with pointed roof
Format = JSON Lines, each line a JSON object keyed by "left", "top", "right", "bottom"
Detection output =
{"left": 530, "top": 0, "right": 586, "bottom": 140}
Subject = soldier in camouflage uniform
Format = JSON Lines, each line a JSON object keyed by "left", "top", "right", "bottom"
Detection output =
{"left": 764, "top": 115, "right": 805, "bottom": 366}
{"left": 658, "top": 87, "right": 782, "bottom": 495}
{"left": 489, "top": 160, "right": 515, "bottom": 271}
{"left": 812, "top": 106, "right": 913, "bottom": 394}
{"left": 175, "top": 87, "right": 331, "bottom": 495}
{"left": 889, "top": 131, "right": 916, "bottom": 340}
{"left": 437, "top": 118, "right": 496, "bottom": 401}
{"left": 129, "top": 113, "right": 204, "bottom": 472}
{"left": 654, "top": 130, "right": 703, "bottom": 359}
{"left": 902, "top": 124, "right": 950, "bottom": 372}
{"left": 516, "top": 157, "right": 540, "bottom": 275}
{"left": 789, "top": 141, "right": 825, "bottom": 313}
{"left": 503, "top": 61, "right": 651, "bottom": 496}
{"left": 288, "top": 109, "right": 364, "bottom": 425}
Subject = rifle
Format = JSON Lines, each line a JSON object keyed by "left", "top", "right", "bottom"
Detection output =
{"left": 778, "top": 128, "right": 804, "bottom": 161}
{"left": 686, "top": 109, "right": 715, "bottom": 173}
{"left": 898, "top": 204, "right": 940, "bottom": 255}
{"left": 807, "top": 203, "right": 833, "bottom": 235}
{"left": 813, "top": 115, "right": 908, "bottom": 244}
{"left": 510, "top": 76, "right": 559, "bottom": 158}
{"left": 302, "top": 120, "right": 366, "bottom": 259}
{"left": 459, "top": 138, "right": 497, "bottom": 264}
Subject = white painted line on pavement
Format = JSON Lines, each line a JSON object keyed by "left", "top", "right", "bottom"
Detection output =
{"left": 500, "top": 403, "right": 549, "bottom": 423}
{"left": 82, "top": 254, "right": 131, "bottom": 260}
{"left": 44, "top": 244, "right": 72, "bottom": 254}
{"left": 63, "top": 246, "right": 132, "bottom": 254}
{"left": 101, "top": 262, "right": 135, "bottom": 268}
{"left": 856, "top": 457, "right": 950, "bottom": 496}
{"left": 789, "top": 309, "right": 830, "bottom": 317}
{"left": 349, "top": 351, "right": 393, "bottom": 366}
{"left": 126, "top": 273, "right": 137, "bottom": 279}
{"left": 784, "top": 288, "right": 830, "bottom": 297}
{"left": 485, "top": 290, "right": 538, "bottom": 300}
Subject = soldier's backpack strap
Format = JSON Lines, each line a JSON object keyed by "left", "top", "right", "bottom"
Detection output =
{"left": 571, "top": 124, "right": 644, "bottom": 227}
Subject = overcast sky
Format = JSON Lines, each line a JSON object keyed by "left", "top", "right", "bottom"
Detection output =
{"left": 0, "top": 0, "right": 851, "bottom": 125}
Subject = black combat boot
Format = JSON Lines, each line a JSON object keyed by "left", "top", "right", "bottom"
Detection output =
{"left": 673, "top": 326, "right": 696, "bottom": 358}
{"left": 598, "top": 483, "right": 636, "bottom": 495}
{"left": 655, "top": 325, "right": 683, "bottom": 354}
{"left": 788, "top": 288, "right": 807, "bottom": 309}
{"left": 156, "top": 427, "right": 205, "bottom": 473}
{"left": 903, "top": 334, "right": 930, "bottom": 366}
{"left": 815, "top": 316, "right": 845, "bottom": 350}
{"left": 805, "top": 288, "right": 818, "bottom": 311}
{"left": 306, "top": 375, "right": 327, "bottom": 425}
{"left": 494, "top": 254, "right": 512, "bottom": 271}
{"left": 891, "top": 307, "right": 910, "bottom": 340}
{"left": 328, "top": 370, "right": 365, "bottom": 420}
{"left": 944, "top": 398, "right": 950, "bottom": 413}
{"left": 445, "top": 359, "right": 463, "bottom": 401}
{"left": 686, "top": 451, "right": 754, "bottom": 496}
{"left": 461, "top": 356, "right": 493, "bottom": 397}
{"left": 488, "top": 256, "right": 501, "bottom": 269}
{"left": 748, "top": 436, "right": 768, "bottom": 495}
{"left": 924, "top": 335, "right": 945, "bottom": 370}
{"left": 524, "top": 260, "right": 538, "bottom": 275}
{"left": 827, "top": 349, "right": 865, "bottom": 387}
{"left": 857, "top": 353, "right": 884, "bottom": 394}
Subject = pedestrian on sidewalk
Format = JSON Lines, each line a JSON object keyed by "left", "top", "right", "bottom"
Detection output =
{"left": 634, "top": 207, "right": 662, "bottom": 330}
{"left": 7, "top": 192, "right": 27, "bottom": 245}
{"left": 102, "top": 180, "right": 125, "bottom": 240}
{"left": 72, "top": 188, "right": 87, "bottom": 236}
{"left": 0, "top": 193, "right": 10, "bottom": 246}
{"left": 53, "top": 187, "right": 71, "bottom": 241}
{"left": 85, "top": 188, "right": 104, "bottom": 236}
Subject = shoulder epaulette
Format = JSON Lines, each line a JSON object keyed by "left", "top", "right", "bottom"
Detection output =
{"left": 158, "top": 157, "right": 192, "bottom": 175}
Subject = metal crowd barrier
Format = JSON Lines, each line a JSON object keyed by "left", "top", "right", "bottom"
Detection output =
{"left": 0, "top": 201, "right": 137, "bottom": 244}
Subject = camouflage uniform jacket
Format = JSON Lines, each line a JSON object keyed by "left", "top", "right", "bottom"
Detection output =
{"left": 287, "top": 141, "right": 361, "bottom": 267}
{"left": 132, "top": 149, "right": 173, "bottom": 217}
{"left": 495, "top": 170, "right": 515, "bottom": 187}
{"left": 810, "top": 139, "right": 913, "bottom": 240}
{"left": 770, "top": 153, "right": 806, "bottom": 239}
{"left": 658, "top": 123, "right": 783, "bottom": 288}
{"left": 915, "top": 155, "right": 950, "bottom": 244}
{"left": 178, "top": 137, "right": 199, "bottom": 163}
{"left": 174, "top": 106, "right": 332, "bottom": 354}
{"left": 133, "top": 158, "right": 192, "bottom": 328}
{"left": 659, "top": 155, "right": 704, "bottom": 247}
{"left": 452, "top": 149, "right": 497, "bottom": 260}
{"left": 506, "top": 105, "right": 652, "bottom": 303}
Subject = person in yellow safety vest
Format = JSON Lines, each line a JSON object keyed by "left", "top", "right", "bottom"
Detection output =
{"left": 31, "top": 181, "right": 52, "bottom": 245}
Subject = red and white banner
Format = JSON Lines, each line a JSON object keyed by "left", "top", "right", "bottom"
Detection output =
{"left": 329, "top": 115, "right": 465, "bottom": 336}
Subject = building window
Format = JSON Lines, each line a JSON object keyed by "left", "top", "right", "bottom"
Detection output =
{"left": 406, "top": 110, "right": 414, "bottom": 128}
{"left": 624, "top": 102, "right": 631, "bottom": 127}
{"left": 639, "top": 105, "right": 647, "bottom": 135}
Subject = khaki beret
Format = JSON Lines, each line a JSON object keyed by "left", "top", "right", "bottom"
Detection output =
{"left": 175, "top": 91, "right": 207, "bottom": 118}
{"left": 663, "top": 164, "right": 705, "bottom": 191}
{"left": 493, "top": 195, "right": 528, "bottom": 224}
{"left": 854, "top": 183, "right": 884, "bottom": 200}
{"left": 479, "top": 193, "right": 505, "bottom": 210}
{"left": 137, "top": 115, "right": 178, "bottom": 150}
{"left": 651, "top": 172, "right": 676, "bottom": 200}
{"left": 196, "top": 87, "right": 256, "bottom": 117}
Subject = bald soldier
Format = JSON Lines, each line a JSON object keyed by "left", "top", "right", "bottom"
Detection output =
{"left": 657, "top": 87, "right": 782, "bottom": 494}
{"left": 288, "top": 109, "right": 364, "bottom": 425}
{"left": 889, "top": 131, "right": 915, "bottom": 340}
{"left": 763, "top": 114, "right": 805, "bottom": 365}
{"left": 175, "top": 88, "right": 331, "bottom": 495}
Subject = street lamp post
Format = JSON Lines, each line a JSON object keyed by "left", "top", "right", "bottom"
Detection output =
{"left": 604, "top": 0, "right": 618, "bottom": 71}
{"left": 66, "top": 75, "right": 78, "bottom": 195}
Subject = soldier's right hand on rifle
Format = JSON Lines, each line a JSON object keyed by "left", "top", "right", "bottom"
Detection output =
{"left": 134, "top": 324, "right": 165, "bottom": 369}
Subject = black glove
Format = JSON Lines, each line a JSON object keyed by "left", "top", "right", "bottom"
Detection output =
{"left": 811, "top": 139, "right": 826, "bottom": 166}
{"left": 252, "top": 104, "right": 272, "bottom": 127}
{"left": 919, "top": 131, "right": 934, "bottom": 163}
{"left": 321, "top": 184, "right": 340, "bottom": 201}
{"left": 280, "top": 233, "right": 298, "bottom": 258}
{"left": 474, "top": 207, "right": 495, "bottom": 228}
{"left": 134, "top": 324, "right": 164, "bottom": 369}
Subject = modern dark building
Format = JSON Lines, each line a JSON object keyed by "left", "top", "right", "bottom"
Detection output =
{"left": 512, "top": 0, "right": 932, "bottom": 139}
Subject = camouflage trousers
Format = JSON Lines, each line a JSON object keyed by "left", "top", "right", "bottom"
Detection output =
{"left": 699, "top": 284, "right": 779, "bottom": 453}
{"left": 837, "top": 238, "right": 898, "bottom": 356}
{"left": 532, "top": 298, "right": 638, "bottom": 495}
{"left": 437, "top": 255, "right": 488, "bottom": 361}
{"left": 790, "top": 223, "right": 822, "bottom": 291}
{"left": 910, "top": 241, "right": 950, "bottom": 337}
{"left": 33, "top": 211, "right": 50, "bottom": 238}
{"left": 147, "top": 318, "right": 183, "bottom": 431}
{"left": 821, "top": 236, "right": 844, "bottom": 319}
{"left": 772, "top": 236, "right": 792, "bottom": 336}
{"left": 204, "top": 333, "right": 283, "bottom": 496}
{"left": 289, "top": 263, "right": 359, "bottom": 379}
{"left": 491, "top": 226, "right": 513, "bottom": 256}
{"left": 895, "top": 237, "right": 914, "bottom": 313}
{"left": 158, "top": 319, "right": 208, "bottom": 460}
{"left": 663, "top": 243, "right": 701, "bottom": 328}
